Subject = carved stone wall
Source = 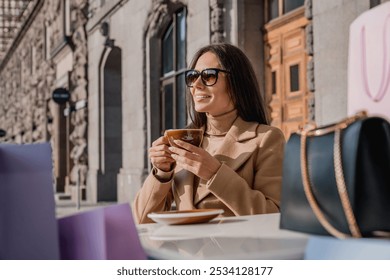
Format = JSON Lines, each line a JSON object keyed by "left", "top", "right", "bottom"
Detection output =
{"left": 0, "top": 0, "right": 89, "bottom": 197}
{"left": 0, "top": 1, "right": 55, "bottom": 145}
{"left": 145, "top": 0, "right": 169, "bottom": 37}
{"left": 145, "top": 0, "right": 185, "bottom": 37}
{"left": 68, "top": 0, "right": 89, "bottom": 190}
{"left": 210, "top": 0, "right": 225, "bottom": 43}
{"left": 305, "top": 0, "right": 315, "bottom": 122}
{"left": 47, "top": 1, "right": 65, "bottom": 54}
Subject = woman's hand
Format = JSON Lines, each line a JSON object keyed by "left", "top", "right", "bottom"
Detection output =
{"left": 149, "top": 136, "right": 176, "bottom": 172}
{"left": 168, "top": 140, "right": 221, "bottom": 181}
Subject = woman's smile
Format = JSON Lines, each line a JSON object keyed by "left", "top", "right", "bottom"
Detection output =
{"left": 193, "top": 93, "right": 212, "bottom": 101}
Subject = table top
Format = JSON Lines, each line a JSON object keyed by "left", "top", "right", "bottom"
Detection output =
{"left": 137, "top": 213, "right": 309, "bottom": 260}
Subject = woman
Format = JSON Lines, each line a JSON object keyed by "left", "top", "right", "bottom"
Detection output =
{"left": 134, "top": 43, "right": 285, "bottom": 224}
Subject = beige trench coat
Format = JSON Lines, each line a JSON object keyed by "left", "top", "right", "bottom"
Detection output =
{"left": 134, "top": 117, "right": 285, "bottom": 224}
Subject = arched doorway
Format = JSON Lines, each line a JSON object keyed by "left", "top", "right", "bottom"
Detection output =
{"left": 98, "top": 46, "right": 122, "bottom": 201}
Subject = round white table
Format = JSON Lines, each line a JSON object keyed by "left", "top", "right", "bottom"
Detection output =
{"left": 137, "top": 213, "right": 309, "bottom": 259}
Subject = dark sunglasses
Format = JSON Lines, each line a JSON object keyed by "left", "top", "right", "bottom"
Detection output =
{"left": 184, "top": 68, "right": 230, "bottom": 87}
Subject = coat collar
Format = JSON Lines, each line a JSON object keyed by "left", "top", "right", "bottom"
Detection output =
{"left": 225, "top": 116, "right": 259, "bottom": 142}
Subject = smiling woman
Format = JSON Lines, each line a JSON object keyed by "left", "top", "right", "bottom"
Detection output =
{"left": 134, "top": 43, "right": 285, "bottom": 224}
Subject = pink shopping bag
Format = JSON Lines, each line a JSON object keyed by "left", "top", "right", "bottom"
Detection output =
{"left": 348, "top": 2, "right": 390, "bottom": 120}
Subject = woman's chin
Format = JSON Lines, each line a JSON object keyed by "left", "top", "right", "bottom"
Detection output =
{"left": 194, "top": 105, "right": 208, "bottom": 113}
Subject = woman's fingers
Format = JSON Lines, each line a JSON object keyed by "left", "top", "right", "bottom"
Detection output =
{"left": 151, "top": 135, "right": 170, "bottom": 147}
{"left": 151, "top": 153, "right": 175, "bottom": 171}
{"left": 168, "top": 140, "right": 221, "bottom": 180}
{"left": 149, "top": 146, "right": 174, "bottom": 164}
{"left": 168, "top": 146, "right": 198, "bottom": 160}
{"left": 149, "top": 136, "right": 175, "bottom": 171}
{"left": 171, "top": 139, "right": 201, "bottom": 153}
{"left": 149, "top": 148, "right": 173, "bottom": 158}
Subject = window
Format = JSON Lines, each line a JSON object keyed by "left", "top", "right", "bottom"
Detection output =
{"left": 289, "top": 64, "right": 300, "bottom": 92}
{"left": 267, "top": 0, "right": 304, "bottom": 21}
{"left": 160, "top": 8, "right": 187, "bottom": 132}
{"left": 271, "top": 71, "right": 277, "bottom": 95}
{"left": 268, "top": 0, "right": 279, "bottom": 21}
{"left": 370, "top": 0, "right": 381, "bottom": 9}
{"left": 284, "top": 0, "right": 305, "bottom": 14}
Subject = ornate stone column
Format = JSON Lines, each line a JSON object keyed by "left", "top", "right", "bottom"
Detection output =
{"left": 68, "top": 1, "right": 89, "bottom": 198}
{"left": 210, "top": 0, "right": 225, "bottom": 43}
{"left": 305, "top": 0, "right": 315, "bottom": 122}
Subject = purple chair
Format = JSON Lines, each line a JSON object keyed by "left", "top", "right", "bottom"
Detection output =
{"left": 58, "top": 203, "right": 147, "bottom": 260}
{"left": 0, "top": 143, "right": 60, "bottom": 259}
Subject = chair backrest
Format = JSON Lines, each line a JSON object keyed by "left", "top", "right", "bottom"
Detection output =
{"left": 0, "top": 143, "right": 60, "bottom": 260}
{"left": 58, "top": 203, "right": 147, "bottom": 260}
{"left": 348, "top": 2, "right": 390, "bottom": 120}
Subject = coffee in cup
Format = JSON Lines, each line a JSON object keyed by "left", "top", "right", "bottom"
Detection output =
{"left": 164, "top": 129, "right": 204, "bottom": 147}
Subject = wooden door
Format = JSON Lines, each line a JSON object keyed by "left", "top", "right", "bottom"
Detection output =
{"left": 264, "top": 10, "right": 310, "bottom": 139}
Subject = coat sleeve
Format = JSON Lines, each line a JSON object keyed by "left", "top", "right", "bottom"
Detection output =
{"left": 133, "top": 168, "right": 174, "bottom": 224}
{"left": 206, "top": 127, "right": 285, "bottom": 215}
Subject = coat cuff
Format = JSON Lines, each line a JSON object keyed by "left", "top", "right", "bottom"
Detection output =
{"left": 152, "top": 166, "right": 174, "bottom": 182}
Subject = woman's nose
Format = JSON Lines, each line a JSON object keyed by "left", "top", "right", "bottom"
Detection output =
{"left": 192, "top": 75, "right": 204, "bottom": 88}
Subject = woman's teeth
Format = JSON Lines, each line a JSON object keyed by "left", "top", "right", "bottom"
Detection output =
{"left": 195, "top": 95, "right": 211, "bottom": 99}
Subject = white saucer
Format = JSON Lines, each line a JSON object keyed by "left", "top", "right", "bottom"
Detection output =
{"left": 147, "top": 209, "right": 224, "bottom": 225}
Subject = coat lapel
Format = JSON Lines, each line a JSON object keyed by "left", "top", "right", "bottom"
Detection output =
{"left": 173, "top": 167, "right": 196, "bottom": 210}
{"left": 194, "top": 117, "right": 259, "bottom": 204}
{"left": 213, "top": 117, "right": 258, "bottom": 170}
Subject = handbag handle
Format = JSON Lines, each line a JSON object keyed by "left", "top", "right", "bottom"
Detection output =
{"left": 300, "top": 113, "right": 366, "bottom": 238}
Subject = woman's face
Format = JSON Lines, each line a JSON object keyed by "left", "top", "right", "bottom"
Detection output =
{"left": 190, "top": 52, "right": 235, "bottom": 116}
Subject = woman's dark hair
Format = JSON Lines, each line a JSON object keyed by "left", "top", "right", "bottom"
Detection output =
{"left": 187, "top": 43, "right": 269, "bottom": 128}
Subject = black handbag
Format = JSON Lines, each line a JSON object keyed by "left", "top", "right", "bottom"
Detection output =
{"left": 280, "top": 112, "right": 390, "bottom": 238}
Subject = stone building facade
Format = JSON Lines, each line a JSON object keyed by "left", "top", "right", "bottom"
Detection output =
{"left": 0, "top": 0, "right": 89, "bottom": 198}
{"left": 0, "top": 0, "right": 387, "bottom": 204}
